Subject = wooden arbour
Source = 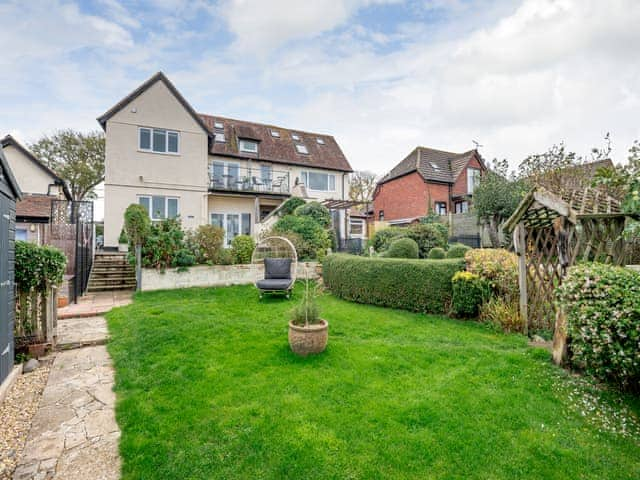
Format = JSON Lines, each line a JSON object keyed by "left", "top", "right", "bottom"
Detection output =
{"left": 504, "top": 186, "right": 634, "bottom": 339}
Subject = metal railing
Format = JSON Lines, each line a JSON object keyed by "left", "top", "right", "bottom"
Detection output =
{"left": 208, "top": 166, "right": 290, "bottom": 194}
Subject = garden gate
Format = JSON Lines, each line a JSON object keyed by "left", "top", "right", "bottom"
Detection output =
{"left": 0, "top": 146, "right": 22, "bottom": 385}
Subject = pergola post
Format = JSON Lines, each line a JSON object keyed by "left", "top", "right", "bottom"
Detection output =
{"left": 513, "top": 222, "right": 528, "bottom": 336}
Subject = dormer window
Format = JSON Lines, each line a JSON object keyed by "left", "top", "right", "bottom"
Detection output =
{"left": 215, "top": 132, "right": 226, "bottom": 143}
{"left": 270, "top": 130, "right": 280, "bottom": 138}
{"left": 139, "top": 127, "right": 179, "bottom": 154}
{"left": 291, "top": 134, "right": 301, "bottom": 141}
{"left": 214, "top": 121, "right": 223, "bottom": 129}
{"left": 295, "top": 144, "right": 308, "bottom": 154}
{"left": 239, "top": 139, "right": 258, "bottom": 153}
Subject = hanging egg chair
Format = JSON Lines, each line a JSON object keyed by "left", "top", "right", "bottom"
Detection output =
{"left": 252, "top": 236, "right": 298, "bottom": 298}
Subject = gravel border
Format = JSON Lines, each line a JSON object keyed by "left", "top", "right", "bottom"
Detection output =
{"left": 0, "top": 359, "right": 53, "bottom": 480}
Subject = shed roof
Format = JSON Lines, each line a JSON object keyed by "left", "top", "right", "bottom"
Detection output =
{"left": 0, "top": 145, "right": 22, "bottom": 200}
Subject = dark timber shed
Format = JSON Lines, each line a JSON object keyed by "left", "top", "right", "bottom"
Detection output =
{"left": 0, "top": 144, "right": 22, "bottom": 386}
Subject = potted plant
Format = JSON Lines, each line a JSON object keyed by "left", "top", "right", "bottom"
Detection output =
{"left": 288, "top": 276, "right": 328, "bottom": 356}
{"left": 118, "top": 227, "right": 129, "bottom": 253}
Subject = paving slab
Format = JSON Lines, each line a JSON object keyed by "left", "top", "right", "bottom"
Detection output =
{"left": 58, "top": 292, "right": 132, "bottom": 319}
{"left": 56, "top": 317, "right": 109, "bottom": 349}
{"left": 13, "top": 347, "right": 120, "bottom": 480}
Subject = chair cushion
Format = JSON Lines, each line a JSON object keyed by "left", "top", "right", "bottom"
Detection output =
{"left": 256, "top": 278, "right": 294, "bottom": 291}
{"left": 264, "top": 258, "right": 292, "bottom": 279}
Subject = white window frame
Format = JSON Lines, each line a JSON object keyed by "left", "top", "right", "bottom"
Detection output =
{"left": 467, "top": 167, "right": 481, "bottom": 194}
{"left": 455, "top": 201, "right": 469, "bottom": 214}
{"left": 138, "top": 127, "right": 180, "bottom": 155}
{"left": 270, "top": 130, "right": 280, "bottom": 138}
{"left": 295, "top": 144, "right": 309, "bottom": 154}
{"left": 291, "top": 133, "right": 301, "bottom": 141}
{"left": 300, "top": 170, "right": 336, "bottom": 192}
{"left": 210, "top": 212, "right": 252, "bottom": 246}
{"left": 435, "top": 201, "right": 447, "bottom": 216}
{"left": 349, "top": 218, "right": 365, "bottom": 238}
{"left": 239, "top": 139, "right": 258, "bottom": 153}
{"left": 138, "top": 195, "right": 180, "bottom": 221}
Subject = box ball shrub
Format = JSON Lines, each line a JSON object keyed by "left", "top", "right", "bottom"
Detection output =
{"left": 427, "top": 247, "right": 446, "bottom": 259}
{"left": 231, "top": 235, "right": 255, "bottom": 264}
{"left": 371, "top": 227, "right": 406, "bottom": 252}
{"left": 557, "top": 263, "right": 640, "bottom": 391}
{"left": 385, "top": 238, "right": 419, "bottom": 259}
{"left": 323, "top": 254, "right": 464, "bottom": 314}
{"left": 451, "top": 271, "right": 490, "bottom": 318}
{"left": 406, "top": 223, "right": 448, "bottom": 258}
{"left": 446, "top": 243, "right": 471, "bottom": 258}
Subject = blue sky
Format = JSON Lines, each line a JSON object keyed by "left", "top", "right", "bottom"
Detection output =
{"left": 2, "top": 0, "right": 640, "bottom": 181}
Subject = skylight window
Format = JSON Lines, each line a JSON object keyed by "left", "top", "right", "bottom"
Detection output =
{"left": 215, "top": 132, "right": 226, "bottom": 143}
{"left": 271, "top": 130, "right": 280, "bottom": 138}
{"left": 316, "top": 138, "right": 325, "bottom": 145}
{"left": 291, "top": 134, "right": 301, "bottom": 141}
{"left": 214, "top": 121, "right": 223, "bottom": 129}
{"left": 295, "top": 144, "right": 309, "bottom": 154}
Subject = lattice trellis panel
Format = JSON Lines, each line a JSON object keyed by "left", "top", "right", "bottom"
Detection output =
{"left": 575, "top": 217, "right": 627, "bottom": 265}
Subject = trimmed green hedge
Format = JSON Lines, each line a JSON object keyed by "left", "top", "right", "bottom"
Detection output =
{"left": 323, "top": 254, "right": 465, "bottom": 314}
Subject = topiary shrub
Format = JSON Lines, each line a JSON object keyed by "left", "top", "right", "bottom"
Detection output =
{"left": 557, "top": 263, "right": 640, "bottom": 392}
{"left": 370, "top": 227, "right": 406, "bottom": 252}
{"left": 323, "top": 254, "right": 464, "bottom": 314}
{"left": 406, "top": 223, "right": 448, "bottom": 258}
{"left": 451, "top": 271, "right": 490, "bottom": 318}
{"left": 385, "top": 238, "right": 419, "bottom": 259}
{"left": 124, "top": 204, "right": 151, "bottom": 246}
{"left": 427, "top": 247, "right": 446, "bottom": 259}
{"left": 446, "top": 243, "right": 471, "bottom": 258}
{"left": 294, "top": 201, "right": 332, "bottom": 228}
{"left": 279, "top": 197, "right": 306, "bottom": 216}
{"left": 273, "top": 214, "right": 330, "bottom": 260}
{"left": 465, "top": 248, "right": 518, "bottom": 300}
{"left": 231, "top": 235, "right": 255, "bottom": 264}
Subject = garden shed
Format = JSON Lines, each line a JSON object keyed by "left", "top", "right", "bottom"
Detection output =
{"left": 504, "top": 186, "right": 638, "bottom": 362}
{"left": 0, "top": 145, "right": 22, "bottom": 386}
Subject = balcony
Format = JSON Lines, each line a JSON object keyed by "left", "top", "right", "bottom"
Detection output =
{"left": 208, "top": 165, "right": 290, "bottom": 195}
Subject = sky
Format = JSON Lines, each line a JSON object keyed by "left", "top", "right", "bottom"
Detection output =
{"left": 2, "top": 0, "right": 640, "bottom": 206}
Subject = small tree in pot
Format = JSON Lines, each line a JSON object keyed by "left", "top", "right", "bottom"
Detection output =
{"left": 288, "top": 275, "right": 328, "bottom": 356}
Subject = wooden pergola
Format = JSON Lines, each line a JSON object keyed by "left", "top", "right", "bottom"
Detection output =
{"left": 504, "top": 186, "right": 635, "bottom": 360}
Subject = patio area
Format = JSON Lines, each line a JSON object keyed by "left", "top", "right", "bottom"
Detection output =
{"left": 58, "top": 291, "right": 133, "bottom": 320}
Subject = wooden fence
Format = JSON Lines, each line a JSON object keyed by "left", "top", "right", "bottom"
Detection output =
{"left": 14, "top": 286, "right": 57, "bottom": 351}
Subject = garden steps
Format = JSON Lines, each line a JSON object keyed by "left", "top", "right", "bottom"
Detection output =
{"left": 87, "top": 253, "right": 136, "bottom": 292}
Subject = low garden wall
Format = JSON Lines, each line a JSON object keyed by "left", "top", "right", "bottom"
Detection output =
{"left": 323, "top": 254, "right": 465, "bottom": 314}
{"left": 141, "top": 262, "right": 321, "bottom": 292}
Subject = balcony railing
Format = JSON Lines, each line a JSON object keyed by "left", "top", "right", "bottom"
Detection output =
{"left": 208, "top": 165, "right": 290, "bottom": 195}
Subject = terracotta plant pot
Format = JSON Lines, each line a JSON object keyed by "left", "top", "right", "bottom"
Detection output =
{"left": 57, "top": 296, "right": 69, "bottom": 308}
{"left": 288, "top": 319, "right": 329, "bottom": 356}
{"left": 28, "top": 343, "right": 47, "bottom": 359}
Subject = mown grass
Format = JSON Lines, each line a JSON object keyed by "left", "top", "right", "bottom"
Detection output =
{"left": 107, "top": 284, "right": 640, "bottom": 479}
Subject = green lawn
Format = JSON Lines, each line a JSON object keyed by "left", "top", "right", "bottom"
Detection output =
{"left": 107, "top": 284, "right": 640, "bottom": 479}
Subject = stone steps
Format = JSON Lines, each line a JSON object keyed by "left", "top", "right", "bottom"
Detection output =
{"left": 88, "top": 253, "right": 136, "bottom": 293}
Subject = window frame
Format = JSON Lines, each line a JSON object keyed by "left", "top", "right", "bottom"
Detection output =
{"left": 349, "top": 218, "right": 365, "bottom": 238}
{"left": 210, "top": 212, "right": 252, "bottom": 246}
{"left": 300, "top": 170, "right": 336, "bottom": 192}
{"left": 138, "top": 195, "right": 180, "bottom": 221}
{"left": 238, "top": 139, "right": 258, "bottom": 153}
{"left": 295, "top": 144, "right": 309, "bottom": 154}
{"left": 455, "top": 201, "right": 469, "bottom": 214}
{"left": 467, "top": 167, "right": 481, "bottom": 194}
{"left": 138, "top": 127, "right": 180, "bottom": 155}
{"left": 435, "top": 201, "right": 447, "bottom": 216}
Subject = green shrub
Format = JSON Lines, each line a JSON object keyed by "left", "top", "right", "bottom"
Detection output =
{"left": 385, "top": 238, "right": 419, "bottom": 259}
{"left": 185, "top": 225, "right": 225, "bottom": 265}
{"left": 323, "top": 254, "right": 464, "bottom": 314}
{"left": 124, "top": 204, "right": 150, "bottom": 246}
{"left": 294, "top": 201, "right": 331, "bottom": 228}
{"left": 279, "top": 197, "right": 306, "bottom": 216}
{"left": 451, "top": 271, "right": 490, "bottom": 318}
{"left": 427, "top": 247, "right": 446, "bottom": 259}
{"left": 231, "top": 235, "right": 255, "bottom": 264}
{"left": 406, "top": 223, "right": 448, "bottom": 258}
{"left": 174, "top": 248, "right": 196, "bottom": 271}
{"left": 118, "top": 228, "right": 128, "bottom": 244}
{"left": 140, "top": 218, "right": 186, "bottom": 271}
{"left": 15, "top": 241, "right": 67, "bottom": 293}
{"left": 557, "top": 263, "right": 640, "bottom": 391}
{"left": 446, "top": 243, "right": 471, "bottom": 258}
{"left": 216, "top": 248, "right": 235, "bottom": 265}
{"left": 479, "top": 297, "right": 522, "bottom": 333}
{"left": 273, "top": 214, "right": 330, "bottom": 260}
{"left": 465, "top": 248, "right": 518, "bottom": 300}
{"left": 370, "top": 227, "right": 406, "bottom": 252}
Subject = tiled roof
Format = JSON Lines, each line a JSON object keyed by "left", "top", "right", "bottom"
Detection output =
{"left": 379, "top": 147, "right": 480, "bottom": 184}
{"left": 201, "top": 114, "right": 352, "bottom": 172}
{"left": 16, "top": 195, "right": 53, "bottom": 219}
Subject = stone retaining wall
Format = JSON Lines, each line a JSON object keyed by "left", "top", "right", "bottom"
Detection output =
{"left": 141, "top": 262, "right": 321, "bottom": 292}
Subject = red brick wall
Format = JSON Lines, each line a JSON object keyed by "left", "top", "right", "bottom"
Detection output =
{"left": 426, "top": 183, "right": 451, "bottom": 213}
{"left": 452, "top": 155, "right": 484, "bottom": 197}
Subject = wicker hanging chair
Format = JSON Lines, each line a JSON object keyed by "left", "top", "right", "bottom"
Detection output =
{"left": 252, "top": 236, "right": 298, "bottom": 298}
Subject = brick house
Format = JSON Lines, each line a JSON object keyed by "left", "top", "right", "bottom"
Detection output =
{"left": 373, "top": 147, "right": 486, "bottom": 225}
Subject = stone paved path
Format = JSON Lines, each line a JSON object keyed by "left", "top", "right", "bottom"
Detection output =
{"left": 58, "top": 292, "right": 132, "bottom": 320}
{"left": 56, "top": 317, "right": 109, "bottom": 349}
{"left": 13, "top": 347, "right": 120, "bottom": 480}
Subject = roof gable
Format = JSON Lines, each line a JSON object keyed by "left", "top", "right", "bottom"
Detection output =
{"left": 97, "top": 72, "right": 212, "bottom": 136}
{"left": 0, "top": 145, "right": 22, "bottom": 200}
{"left": 0, "top": 135, "right": 70, "bottom": 199}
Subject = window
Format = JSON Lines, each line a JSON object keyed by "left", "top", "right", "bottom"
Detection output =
{"left": 210, "top": 161, "right": 240, "bottom": 188}
{"left": 139, "top": 127, "right": 179, "bottom": 154}
{"left": 138, "top": 195, "right": 179, "bottom": 220}
{"left": 379, "top": 210, "right": 384, "bottom": 221}
{"left": 16, "top": 228, "right": 28, "bottom": 241}
{"left": 435, "top": 202, "right": 447, "bottom": 215}
{"left": 260, "top": 164, "right": 273, "bottom": 188}
{"left": 239, "top": 139, "right": 258, "bottom": 153}
{"left": 214, "top": 121, "right": 224, "bottom": 129}
{"left": 316, "top": 138, "right": 325, "bottom": 145}
{"left": 291, "top": 134, "right": 301, "bottom": 141}
{"left": 214, "top": 132, "right": 226, "bottom": 143}
{"left": 467, "top": 168, "right": 481, "bottom": 194}
{"left": 301, "top": 171, "right": 335, "bottom": 191}
{"left": 270, "top": 130, "right": 280, "bottom": 138}
{"left": 455, "top": 201, "right": 469, "bottom": 214}
{"left": 295, "top": 144, "right": 309, "bottom": 154}
{"left": 211, "top": 212, "right": 251, "bottom": 245}
{"left": 350, "top": 218, "right": 364, "bottom": 237}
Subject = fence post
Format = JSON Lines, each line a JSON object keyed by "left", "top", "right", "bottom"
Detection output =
{"left": 514, "top": 222, "right": 528, "bottom": 336}
{"left": 46, "top": 286, "right": 57, "bottom": 346}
